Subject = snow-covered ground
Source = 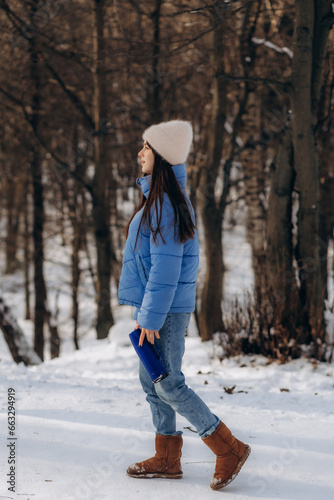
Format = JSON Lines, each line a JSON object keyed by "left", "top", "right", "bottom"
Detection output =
{"left": 1, "top": 202, "right": 334, "bottom": 499}
{"left": 1, "top": 312, "right": 334, "bottom": 500}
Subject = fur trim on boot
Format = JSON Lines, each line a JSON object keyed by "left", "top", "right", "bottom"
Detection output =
{"left": 202, "top": 421, "right": 251, "bottom": 490}
{"left": 126, "top": 434, "right": 183, "bottom": 479}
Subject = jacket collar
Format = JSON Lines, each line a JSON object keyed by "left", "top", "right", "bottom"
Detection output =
{"left": 136, "top": 163, "right": 187, "bottom": 198}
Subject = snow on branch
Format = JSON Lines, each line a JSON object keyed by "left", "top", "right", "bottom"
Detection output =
{"left": 252, "top": 37, "right": 293, "bottom": 59}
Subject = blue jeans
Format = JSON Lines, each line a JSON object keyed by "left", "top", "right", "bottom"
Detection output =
{"left": 139, "top": 312, "right": 220, "bottom": 438}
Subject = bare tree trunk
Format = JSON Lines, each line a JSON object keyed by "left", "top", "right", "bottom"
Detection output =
{"left": 59, "top": 183, "right": 67, "bottom": 247}
{"left": 197, "top": 9, "right": 226, "bottom": 341}
{"left": 241, "top": 89, "right": 268, "bottom": 309}
{"left": 150, "top": 0, "right": 163, "bottom": 123}
{"left": 318, "top": 45, "right": 334, "bottom": 306}
{"left": 23, "top": 171, "right": 31, "bottom": 320}
{"left": 60, "top": 130, "right": 79, "bottom": 349}
{"left": 290, "top": 0, "right": 333, "bottom": 341}
{"left": 291, "top": 1, "right": 319, "bottom": 340}
{"left": 72, "top": 224, "right": 81, "bottom": 350}
{"left": 91, "top": 0, "right": 114, "bottom": 339}
{"left": 29, "top": 3, "right": 47, "bottom": 360}
{"left": 312, "top": 1, "right": 334, "bottom": 114}
{"left": 66, "top": 138, "right": 84, "bottom": 350}
{"left": 266, "top": 126, "right": 298, "bottom": 329}
{"left": 314, "top": 2, "right": 334, "bottom": 336}
{"left": 109, "top": 164, "right": 121, "bottom": 288}
{"left": 61, "top": 171, "right": 83, "bottom": 351}
{"left": 319, "top": 177, "right": 334, "bottom": 305}
{"left": 44, "top": 296, "right": 60, "bottom": 359}
{"left": 197, "top": 2, "right": 259, "bottom": 341}
{"left": 0, "top": 298, "right": 41, "bottom": 366}
{"left": 31, "top": 141, "right": 46, "bottom": 360}
{"left": 5, "top": 175, "right": 21, "bottom": 274}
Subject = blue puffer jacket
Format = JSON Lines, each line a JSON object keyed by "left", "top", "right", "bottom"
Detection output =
{"left": 118, "top": 163, "right": 199, "bottom": 331}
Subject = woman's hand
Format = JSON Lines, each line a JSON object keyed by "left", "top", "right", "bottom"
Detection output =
{"left": 137, "top": 322, "right": 160, "bottom": 346}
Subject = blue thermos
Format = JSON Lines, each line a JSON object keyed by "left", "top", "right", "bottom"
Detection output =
{"left": 129, "top": 328, "right": 169, "bottom": 383}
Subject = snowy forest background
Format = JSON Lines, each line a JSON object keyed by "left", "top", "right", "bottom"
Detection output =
{"left": 1, "top": 0, "right": 334, "bottom": 365}
{"left": 1, "top": 2, "right": 334, "bottom": 500}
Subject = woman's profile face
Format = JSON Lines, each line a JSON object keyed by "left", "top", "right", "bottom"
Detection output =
{"left": 138, "top": 141, "right": 154, "bottom": 175}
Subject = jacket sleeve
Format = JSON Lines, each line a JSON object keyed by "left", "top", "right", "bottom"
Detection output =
{"left": 132, "top": 307, "right": 140, "bottom": 321}
{"left": 136, "top": 202, "right": 184, "bottom": 331}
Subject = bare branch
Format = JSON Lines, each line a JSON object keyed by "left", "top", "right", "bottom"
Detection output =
{"left": 38, "top": 50, "right": 94, "bottom": 130}
{"left": 171, "top": 26, "right": 215, "bottom": 53}
{"left": 216, "top": 71, "right": 291, "bottom": 88}
{"left": 0, "top": 85, "right": 24, "bottom": 108}
{"left": 32, "top": 130, "right": 95, "bottom": 199}
{"left": 127, "top": 0, "right": 150, "bottom": 17}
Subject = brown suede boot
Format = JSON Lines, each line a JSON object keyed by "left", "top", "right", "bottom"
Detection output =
{"left": 126, "top": 434, "right": 183, "bottom": 479}
{"left": 202, "top": 421, "right": 251, "bottom": 490}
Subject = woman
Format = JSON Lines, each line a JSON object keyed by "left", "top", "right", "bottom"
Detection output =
{"left": 118, "top": 120, "right": 250, "bottom": 490}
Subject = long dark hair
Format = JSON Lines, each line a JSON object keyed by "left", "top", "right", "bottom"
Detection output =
{"left": 124, "top": 143, "right": 196, "bottom": 249}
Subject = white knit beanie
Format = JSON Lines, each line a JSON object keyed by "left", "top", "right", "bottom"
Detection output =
{"left": 142, "top": 120, "right": 193, "bottom": 165}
